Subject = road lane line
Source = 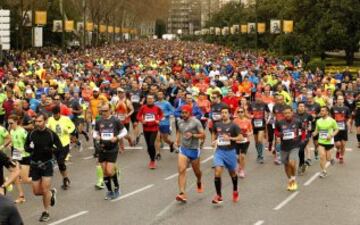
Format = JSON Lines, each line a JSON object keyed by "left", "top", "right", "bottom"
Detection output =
{"left": 304, "top": 161, "right": 330, "bottom": 186}
{"left": 273, "top": 191, "right": 299, "bottom": 210}
{"left": 201, "top": 155, "right": 214, "bottom": 163}
{"left": 125, "top": 146, "right": 143, "bottom": 150}
{"left": 346, "top": 148, "right": 352, "bottom": 152}
{"left": 48, "top": 210, "right": 88, "bottom": 225}
{"left": 163, "top": 155, "right": 214, "bottom": 181}
{"left": 83, "top": 156, "right": 94, "bottom": 160}
{"left": 111, "top": 184, "right": 154, "bottom": 202}
{"left": 304, "top": 172, "right": 320, "bottom": 186}
{"left": 254, "top": 220, "right": 265, "bottom": 225}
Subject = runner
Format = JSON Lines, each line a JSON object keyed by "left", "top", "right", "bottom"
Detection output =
{"left": 305, "top": 93, "right": 321, "bottom": 162}
{"left": 249, "top": 93, "right": 269, "bottom": 163}
{"left": 93, "top": 104, "right": 127, "bottom": 200}
{"left": 175, "top": 105, "right": 205, "bottom": 203}
{"left": 312, "top": 106, "right": 339, "bottom": 178}
{"left": 275, "top": 105, "right": 304, "bottom": 191}
{"left": 211, "top": 106, "right": 244, "bottom": 204}
{"left": 114, "top": 88, "right": 134, "bottom": 152}
{"left": 24, "top": 113, "right": 61, "bottom": 222}
{"left": 331, "top": 95, "right": 351, "bottom": 164}
{"left": 295, "top": 102, "right": 312, "bottom": 175}
{"left": 137, "top": 94, "right": 163, "bottom": 169}
{"left": 47, "top": 105, "right": 75, "bottom": 190}
{"left": 355, "top": 92, "right": 360, "bottom": 148}
{"left": 155, "top": 90, "right": 175, "bottom": 159}
{"left": 129, "top": 80, "right": 144, "bottom": 145}
{"left": 8, "top": 115, "right": 31, "bottom": 204}
{"left": 233, "top": 107, "right": 252, "bottom": 178}
{"left": 272, "top": 94, "right": 286, "bottom": 165}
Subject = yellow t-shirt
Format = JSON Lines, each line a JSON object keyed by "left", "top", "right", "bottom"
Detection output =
{"left": 47, "top": 116, "right": 75, "bottom": 147}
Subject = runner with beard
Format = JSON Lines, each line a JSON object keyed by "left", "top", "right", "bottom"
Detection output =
{"left": 296, "top": 102, "right": 312, "bottom": 175}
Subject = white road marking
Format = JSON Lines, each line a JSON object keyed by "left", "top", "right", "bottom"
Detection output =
{"left": 83, "top": 156, "right": 94, "bottom": 160}
{"left": 346, "top": 148, "right": 353, "bottom": 152}
{"left": 201, "top": 155, "right": 214, "bottom": 163}
{"left": 273, "top": 191, "right": 299, "bottom": 210}
{"left": 88, "top": 146, "right": 94, "bottom": 150}
{"left": 254, "top": 220, "right": 265, "bottom": 225}
{"left": 47, "top": 210, "right": 88, "bottom": 225}
{"left": 303, "top": 172, "right": 321, "bottom": 186}
{"left": 163, "top": 155, "right": 214, "bottom": 181}
{"left": 111, "top": 184, "right": 154, "bottom": 202}
{"left": 304, "top": 162, "right": 330, "bottom": 186}
{"left": 125, "top": 146, "right": 143, "bottom": 150}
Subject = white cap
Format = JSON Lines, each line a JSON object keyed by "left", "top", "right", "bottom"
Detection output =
{"left": 93, "top": 87, "right": 100, "bottom": 92}
{"left": 25, "top": 89, "right": 33, "bottom": 94}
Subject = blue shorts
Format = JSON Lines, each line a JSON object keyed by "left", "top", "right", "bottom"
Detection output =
{"left": 213, "top": 149, "right": 237, "bottom": 171}
{"left": 159, "top": 124, "right": 171, "bottom": 134}
{"left": 179, "top": 147, "right": 200, "bottom": 161}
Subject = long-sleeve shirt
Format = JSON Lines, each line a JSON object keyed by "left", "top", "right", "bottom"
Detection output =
{"left": 25, "top": 128, "right": 63, "bottom": 162}
{"left": 155, "top": 100, "right": 175, "bottom": 126}
{"left": 137, "top": 105, "right": 163, "bottom": 132}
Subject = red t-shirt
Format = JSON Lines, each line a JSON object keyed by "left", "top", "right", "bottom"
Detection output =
{"left": 136, "top": 105, "right": 163, "bottom": 132}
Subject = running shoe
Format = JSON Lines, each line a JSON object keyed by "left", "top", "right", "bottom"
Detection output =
{"left": 148, "top": 161, "right": 157, "bottom": 169}
{"left": 314, "top": 150, "right": 319, "bottom": 160}
{"left": 112, "top": 188, "right": 121, "bottom": 200}
{"left": 155, "top": 153, "right": 162, "bottom": 161}
{"left": 319, "top": 171, "right": 328, "bottom": 178}
{"left": 336, "top": 151, "right": 340, "bottom": 160}
{"left": 50, "top": 188, "right": 57, "bottom": 207}
{"left": 65, "top": 153, "right": 72, "bottom": 162}
{"left": 330, "top": 159, "right": 336, "bottom": 166}
{"left": 305, "top": 159, "right": 312, "bottom": 166}
{"left": 105, "top": 191, "right": 113, "bottom": 200}
{"left": 287, "top": 181, "right": 293, "bottom": 191}
{"left": 176, "top": 193, "right": 187, "bottom": 203}
{"left": 274, "top": 158, "right": 281, "bottom": 165}
{"left": 61, "top": 177, "right": 71, "bottom": 190}
{"left": 95, "top": 182, "right": 105, "bottom": 190}
{"left": 170, "top": 143, "right": 175, "bottom": 153}
{"left": 197, "top": 182, "right": 204, "bottom": 193}
{"left": 258, "top": 158, "right": 264, "bottom": 164}
{"left": 14, "top": 196, "right": 26, "bottom": 204}
{"left": 238, "top": 169, "right": 246, "bottom": 179}
{"left": 232, "top": 191, "right": 239, "bottom": 202}
{"left": 292, "top": 181, "right": 298, "bottom": 191}
{"left": 39, "top": 211, "right": 50, "bottom": 222}
{"left": 301, "top": 164, "right": 307, "bottom": 173}
{"left": 212, "top": 195, "right": 223, "bottom": 204}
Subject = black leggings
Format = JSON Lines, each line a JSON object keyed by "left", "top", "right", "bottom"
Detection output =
{"left": 299, "top": 140, "right": 309, "bottom": 167}
{"left": 144, "top": 131, "right": 158, "bottom": 161}
{"left": 267, "top": 124, "right": 274, "bottom": 143}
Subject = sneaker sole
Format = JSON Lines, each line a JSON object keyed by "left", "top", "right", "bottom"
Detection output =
{"left": 51, "top": 188, "right": 57, "bottom": 207}
{"left": 176, "top": 196, "right": 187, "bottom": 203}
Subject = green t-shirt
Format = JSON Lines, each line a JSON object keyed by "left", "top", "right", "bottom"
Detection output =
{"left": 0, "top": 126, "right": 9, "bottom": 146}
{"left": 0, "top": 93, "right": 6, "bottom": 115}
{"left": 316, "top": 117, "right": 338, "bottom": 145}
{"left": 10, "top": 127, "right": 29, "bottom": 157}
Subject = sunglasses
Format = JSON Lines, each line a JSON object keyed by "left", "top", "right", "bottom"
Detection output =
{"left": 238, "top": 111, "right": 244, "bottom": 113}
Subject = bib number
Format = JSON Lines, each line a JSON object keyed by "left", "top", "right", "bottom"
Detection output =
{"left": 131, "top": 95, "right": 140, "bottom": 103}
{"left": 12, "top": 148, "right": 23, "bottom": 161}
{"left": 254, "top": 119, "right": 263, "bottom": 128}
{"left": 319, "top": 131, "right": 328, "bottom": 140}
{"left": 283, "top": 131, "right": 295, "bottom": 140}
{"left": 212, "top": 113, "right": 221, "bottom": 121}
{"left": 337, "top": 122, "right": 345, "bottom": 130}
{"left": 144, "top": 114, "right": 155, "bottom": 122}
{"left": 101, "top": 132, "right": 114, "bottom": 141}
{"left": 117, "top": 114, "right": 126, "bottom": 121}
{"left": 217, "top": 135, "right": 230, "bottom": 146}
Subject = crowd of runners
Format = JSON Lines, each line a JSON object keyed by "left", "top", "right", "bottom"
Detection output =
{"left": 0, "top": 40, "right": 360, "bottom": 223}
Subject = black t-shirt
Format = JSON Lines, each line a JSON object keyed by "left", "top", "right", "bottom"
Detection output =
{"left": 0, "top": 151, "right": 15, "bottom": 187}
{"left": 213, "top": 121, "right": 241, "bottom": 150}
{"left": 273, "top": 104, "right": 286, "bottom": 121}
{"left": 249, "top": 102, "right": 269, "bottom": 128}
{"left": 296, "top": 112, "right": 313, "bottom": 136}
{"left": 129, "top": 90, "right": 143, "bottom": 111}
{"left": 0, "top": 195, "right": 23, "bottom": 225}
{"left": 275, "top": 118, "right": 304, "bottom": 151}
{"left": 306, "top": 103, "right": 321, "bottom": 131}
{"left": 211, "top": 102, "right": 228, "bottom": 122}
{"left": 25, "top": 128, "right": 63, "bottom": 162}
{"left": 331, "top": 106, "right": 351, "bottom": 131}
{"left": 95, "top": 116, "right": 124, "bottom": 152}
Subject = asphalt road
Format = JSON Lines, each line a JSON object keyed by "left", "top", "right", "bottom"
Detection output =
{"left": 7, "top": 126, "right": 360, "bottom": 225}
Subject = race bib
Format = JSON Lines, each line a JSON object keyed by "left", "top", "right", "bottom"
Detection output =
{"left": 238, "top": 138, "right": 248, "bottom": 144}
{"left": 283, "top": 130, "right": 295, "bottom": 140}
{"left": 12, "top": 148, "right": 23, "bottom": 161}
{"left": 144, "top": 113, "right": 155, "bottom": 122}
{"left": 101, "top": 132, "right": 114, "bottom": 141}
{"left": 117, "top": 113, "right": 126, "bottom": 121}
{"left": 217, "top": 135, "right": 231, "bottom": 146}
{"left": 131, "top": 95, "right": 140, "bottom": 103}
{"left": 337, "top": 122, "right": 345, "bottom": 130}
{"left": 212, "top": 112, "right": 221, "bottom": 121}
{"left": 254, "top": 119, "right": 263, "bottom": 128}
{"left": 319, "top": 130, "right": 328, "bottom": 140}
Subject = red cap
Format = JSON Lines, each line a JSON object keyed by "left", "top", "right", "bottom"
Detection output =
{"left": 181, "top": 104, "right": 192, "bottom": 114}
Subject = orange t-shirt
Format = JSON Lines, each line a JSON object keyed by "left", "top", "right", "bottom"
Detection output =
{"left": 115, "top": 99, "right": 130, "bottom": 124}
{"left": 233, "top": 118, "right": 252, "bottom": 143}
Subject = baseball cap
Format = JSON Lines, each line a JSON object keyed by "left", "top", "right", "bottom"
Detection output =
{"left": 93, "top": 87, "right": 100, "bottom": 92}
{"left": 181, "top": 104, "right": 192, "bottom": 114}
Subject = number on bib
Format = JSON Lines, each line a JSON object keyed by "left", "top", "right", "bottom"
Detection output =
{"left": 101, "top": 132, "right": 114, "bottom": 141}
{"left": 337, "top": 122, "right": 345, "bottom": 130}
{"left": 12, "top": 149, "right": 23, "bottom": 161}
{"left": 144, "top": 114, "right": 155, "bottom": 122}
{"left": 319, "top": 131, "right": 328, "bottom": 140}
{"left": 254, "top": 119, "right": 263, "bottom": 128}
{"left": 283, "top": 131, "right": 295, "bottom": 140}
{"left": 217, "top": 135, "right": 231, "bottom": 146}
